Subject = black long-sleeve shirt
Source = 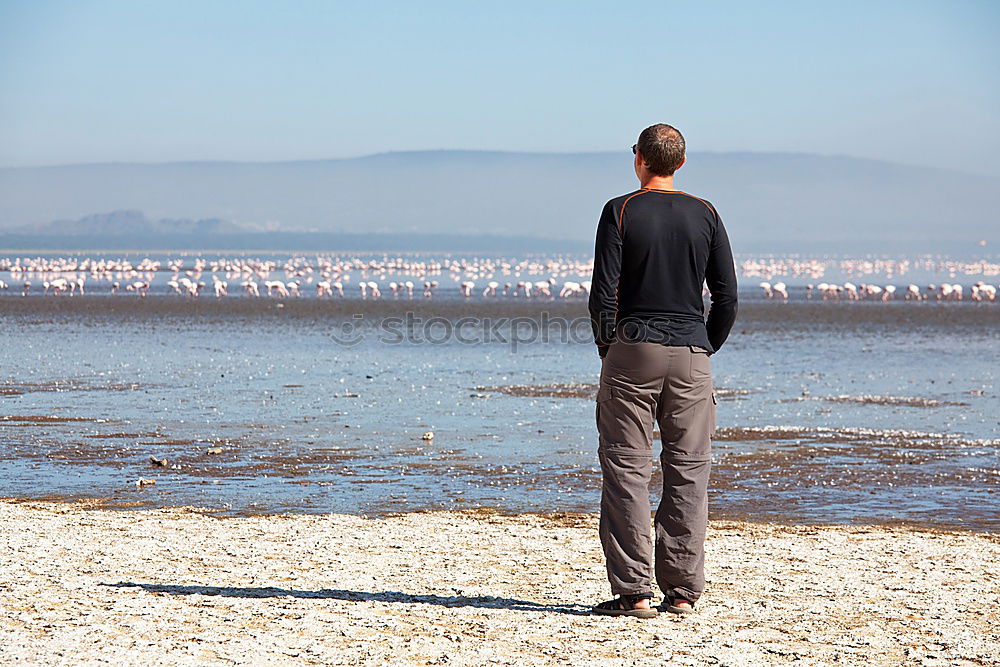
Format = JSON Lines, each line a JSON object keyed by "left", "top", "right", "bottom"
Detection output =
{"left": 588, "top": 187, "right": 738, "bottom": 356}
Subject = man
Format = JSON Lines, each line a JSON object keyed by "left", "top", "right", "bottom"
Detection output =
{"left": 588, "top": 124, "right": 738, "bottom": 618}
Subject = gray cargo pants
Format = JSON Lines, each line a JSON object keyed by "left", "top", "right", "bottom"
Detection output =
{"left": 596, "top": 341, "right": 716, "bottom": 603}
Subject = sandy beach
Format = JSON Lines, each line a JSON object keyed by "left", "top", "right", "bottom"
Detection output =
{"left": 1, "top": 501, "right": 997, "bottom": 666}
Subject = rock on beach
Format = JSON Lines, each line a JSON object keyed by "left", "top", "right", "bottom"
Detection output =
{"left": 0, "top": 500, "right": 997, "bottom": 666}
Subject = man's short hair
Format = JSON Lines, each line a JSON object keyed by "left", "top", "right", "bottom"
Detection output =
{"left": 637, "top": 124, "right": 686, "bottom": 176}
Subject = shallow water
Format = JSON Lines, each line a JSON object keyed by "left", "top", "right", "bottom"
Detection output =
{"left": 1, "top": 294, "right": 998, "bottom": 530}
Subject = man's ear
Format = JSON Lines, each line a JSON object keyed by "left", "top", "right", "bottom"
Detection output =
{"left": 677, "top": 156, "right": 686, "bottom": 171}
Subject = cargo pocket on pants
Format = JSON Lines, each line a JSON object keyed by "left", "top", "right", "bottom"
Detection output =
{"left": 596, "top": 384, "right": 627, "bottom": 450}
{"left": 595, "top": 383, "right": 614, "bottom": 427}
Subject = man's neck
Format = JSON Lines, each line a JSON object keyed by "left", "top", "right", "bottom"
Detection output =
{"left": 640, "top": 174, "right": 676, "bottom": 191}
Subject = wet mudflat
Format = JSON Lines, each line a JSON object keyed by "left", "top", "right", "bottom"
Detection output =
{"left": 1, "top": 295, "right": 997, "bottom": 530}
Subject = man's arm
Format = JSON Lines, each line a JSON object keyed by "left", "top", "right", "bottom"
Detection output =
{"left": 588, "top": 201, "right": 622, "bottom": 357}
{"left": 705, "top": 213, "right": 738, "bottom": 352}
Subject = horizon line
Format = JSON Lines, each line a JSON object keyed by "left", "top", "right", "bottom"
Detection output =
{"left": 0, "top": 149, "right": 987, "bottom": 178}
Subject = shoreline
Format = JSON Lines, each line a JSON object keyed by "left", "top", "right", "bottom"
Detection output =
{"left": 2, "top": 495, "right": 998, "bottom": 535}
{"left": 3, "top": 500, "right": 997, "bottom": 665}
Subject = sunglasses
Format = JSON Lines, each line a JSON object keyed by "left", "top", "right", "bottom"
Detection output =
{"left": 631, "top": 144, "right": 637, "bottom": 155}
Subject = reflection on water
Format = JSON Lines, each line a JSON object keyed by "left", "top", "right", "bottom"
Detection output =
{"left": 1, "top": 296, "right": 997, "bottom": 530}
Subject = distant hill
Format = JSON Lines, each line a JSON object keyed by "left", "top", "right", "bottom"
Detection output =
{"left": 0, "top": 151, "right": 996, "bottom": 253}
{"left": 0, "top": 210, "right": 591, "bottom": 252}
{"left": 21, "top": 210, "right": 245, "bottom": 236}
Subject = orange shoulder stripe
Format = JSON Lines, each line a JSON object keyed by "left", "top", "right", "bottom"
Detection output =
{"left": 617, "top": 191, "right": 647, "bottom": 233}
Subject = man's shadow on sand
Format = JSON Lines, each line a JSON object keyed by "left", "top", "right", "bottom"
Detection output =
{"left": 102, "top": 582, "right": 591, "bottom": 616}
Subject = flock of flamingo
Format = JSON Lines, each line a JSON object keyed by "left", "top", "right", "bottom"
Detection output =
{"left": 740, "top": 256, "right": 999, "bottom": 281}
{"left": 0, "top": 254, "right": 997, "bottom": 302}
{"left": 0, "top": 255, "right": 594, "bottom": 300}
{"left": 759, "top": 281, "right": 998, "bottom": 302}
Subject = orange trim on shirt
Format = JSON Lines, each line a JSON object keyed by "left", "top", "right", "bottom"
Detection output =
{"left": 610, "top": 191, "right": 650, "bottom": 340}
{"left": 617, "top": 190, "right": 647, "bottom": 233}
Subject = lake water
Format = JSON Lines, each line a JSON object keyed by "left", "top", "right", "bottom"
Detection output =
{"left": 1, "top": 256, "right": 998, "bottom": 531}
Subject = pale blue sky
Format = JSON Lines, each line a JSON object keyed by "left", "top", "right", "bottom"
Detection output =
{"left": 1, "top": 0, "right": 998, "bottom": 174}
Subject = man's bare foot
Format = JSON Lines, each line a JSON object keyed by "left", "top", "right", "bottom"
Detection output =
{"left": 663, "top": 596, "right": 696, "bottom": 614}
{"left": 593, "top": 594, "right": 658, "bottom": 618}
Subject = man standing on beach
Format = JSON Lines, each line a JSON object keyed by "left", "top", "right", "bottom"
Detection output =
{"left": 589, "top": 124, "right": 738, "bottom": 617}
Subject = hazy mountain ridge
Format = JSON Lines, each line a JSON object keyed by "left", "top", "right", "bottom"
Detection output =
{"left": 1, "top": 150, "right": 996, "bottom": 253}
{"left": 22, "top": 210, "right": 246, "bottom": 236}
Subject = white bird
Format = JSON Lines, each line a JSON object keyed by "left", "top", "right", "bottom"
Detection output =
{"left": 213, "top": 278, "right": 228, "bottom": 298}
{"left": 558, "top": 281, "right": 580, "bottom": 298}
{"left": 265, "top": 280, "right": 289, "bottom": 298}
{"left": 533, "top": 280, "right": 553, "bottom": 298}
{"left": 125, "top": 281, "right": 149, "bottom": 297}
